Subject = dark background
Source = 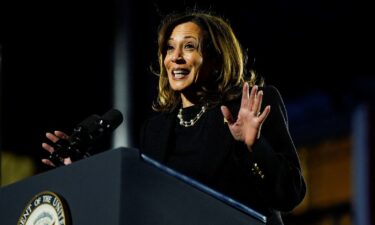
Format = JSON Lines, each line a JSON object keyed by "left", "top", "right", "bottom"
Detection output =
{"left": 1, "top": 0, "right": 374, "bottom": 172}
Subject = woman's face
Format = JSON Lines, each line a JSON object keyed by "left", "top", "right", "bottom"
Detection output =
{"left": 164, "top": 22, "right": 210, "bottom": 92}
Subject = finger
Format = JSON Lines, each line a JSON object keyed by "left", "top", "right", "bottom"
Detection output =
{"left": 252, "top": 90, "right": 263, "bottom": 116}
{"left": 258, "top": 105, "right": 271, "bottom": 123}
{"left": 54, "top": 131, "right": 69, "bottom": 139}
{"left": 248, "top": 85, "right": 258, "bottom": 111}
{"left": 41, "top": 159, "right": 55, "bottom": 167}
{"left": 46, "top": 132, "right": 60, "bottom": 143}
{"left": 42, "top": 142, "right": 55, "bottom": 154}
{"left": 63, "top": 158, "right": 73, "bottom": 165}
{"left": 240, "top": 83, "right": 250, "bottom": 109}
{"left": 221, "top": 106, "right": 235, "bottom": 125}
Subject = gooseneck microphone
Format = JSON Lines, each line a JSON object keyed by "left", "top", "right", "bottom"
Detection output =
{"left": 48, "top": 109, "right": 123, "bottom": 166}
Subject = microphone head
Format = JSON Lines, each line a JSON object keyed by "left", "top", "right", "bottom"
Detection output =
{"left": 101, "top": 109, "right": 123, "bottom": 131}
{"left": 76, "top": 114, "right": 101, "bottom": 131}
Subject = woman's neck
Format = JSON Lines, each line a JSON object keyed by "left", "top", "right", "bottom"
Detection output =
{"left": 181, "top": 94, "right": 195, "bottom": 108}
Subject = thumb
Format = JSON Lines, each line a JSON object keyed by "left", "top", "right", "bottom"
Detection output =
{"left": 221, "top": 106, "right": 235, "bottom": 125}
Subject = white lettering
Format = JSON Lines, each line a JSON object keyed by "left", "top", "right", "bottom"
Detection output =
{"left": 19, "top": 204, "right": 32, "bottom": 225}
{"left": 52, "top": 197, "right": 65, "bottom": 224}
{"left": 34, "top": 197, "right": 42, "bottom": 207}
{"left": 43, "top": 195, "right": 52, "bottom": 203}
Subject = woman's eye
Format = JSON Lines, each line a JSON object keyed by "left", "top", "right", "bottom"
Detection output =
{"left": 185, "top": 43, "right": 195, "bottom": 49}
{"left": 166, "top": 45, "right": 174, "bottom": 51}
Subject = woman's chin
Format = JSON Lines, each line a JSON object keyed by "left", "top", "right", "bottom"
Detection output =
{"left": 169, "top": 82, "right": 192, "bottom": 92}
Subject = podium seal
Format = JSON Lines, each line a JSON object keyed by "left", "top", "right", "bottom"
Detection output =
{"left": 17, "top": 191, "right": 70, "bottom": 225}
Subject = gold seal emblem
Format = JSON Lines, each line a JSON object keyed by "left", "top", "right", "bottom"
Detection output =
{"left": 17, "top": 191, "right": 70, "bottom": 225}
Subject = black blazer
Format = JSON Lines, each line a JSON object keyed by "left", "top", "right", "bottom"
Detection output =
{"left": 140, "top": 86, "right": 306, "bottom": 225}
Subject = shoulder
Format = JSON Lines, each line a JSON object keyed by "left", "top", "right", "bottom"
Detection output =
{"left": 225, "top": 84, "right": 288, "bottom": 123}
{"left": 261, "top": 85, "right": 289, "bottom": 124}
{"left": 261, "top": 85, "right": 284, "bottom": 102}
{"left": 224, "top": 85, "right": 286, "bottom": 107}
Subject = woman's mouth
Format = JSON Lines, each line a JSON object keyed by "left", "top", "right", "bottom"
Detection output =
{"left": 172, "top": 69, "right": 190, "bottom": 79}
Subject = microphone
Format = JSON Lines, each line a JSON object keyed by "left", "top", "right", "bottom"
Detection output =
{"left": 48, "top": 109, "right": 123, "bottom": 166}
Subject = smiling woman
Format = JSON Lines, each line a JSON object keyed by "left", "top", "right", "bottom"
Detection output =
{"left": 164, "top": 22, "right": 206, "bottom": 99}
{"left": 153, "top": 12, "right": 248, "bottom": 113}
{"left": 41, "top": 10, "right": 306, "bottom": 225}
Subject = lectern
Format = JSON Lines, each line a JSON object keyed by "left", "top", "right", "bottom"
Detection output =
{"left": 0, "top": 147, "right": 266, "bottom": 225}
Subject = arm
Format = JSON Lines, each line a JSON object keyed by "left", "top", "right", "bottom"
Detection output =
{"left": 222, "top": 84, "right": 306, "bottom": 211}
{"left": 249, "top": 85, "right": 305, "bottom": 211}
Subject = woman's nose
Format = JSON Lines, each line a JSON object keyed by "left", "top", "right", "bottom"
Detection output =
{"left": 171, "top": 48, "right": 183, "bottom": 62}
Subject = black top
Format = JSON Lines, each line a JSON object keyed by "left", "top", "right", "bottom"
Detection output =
{"left": 167, "top": 105, "right": 210, "bottom": 180}
{"left": 140, "top": 86, "right": 306, "bottom": 225}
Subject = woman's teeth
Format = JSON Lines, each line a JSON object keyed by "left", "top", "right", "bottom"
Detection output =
{"left": 173, "top": 70, "right": 189, "bottom": 78}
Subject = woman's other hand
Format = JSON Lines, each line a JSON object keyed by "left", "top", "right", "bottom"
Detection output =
{"left": 41, "top": 130, "right": 72, "bottom": 166}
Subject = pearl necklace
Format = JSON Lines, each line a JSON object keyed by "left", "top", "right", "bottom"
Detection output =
{"left": 177, "top": 105, "right": 207, "bottom": 127}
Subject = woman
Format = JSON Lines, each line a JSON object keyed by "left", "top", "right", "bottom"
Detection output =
{"left": 140, "top": 11, "right": 306, "bottom": 225}
{"left": 43, "top": 11, "right": 306, "bottom": 225}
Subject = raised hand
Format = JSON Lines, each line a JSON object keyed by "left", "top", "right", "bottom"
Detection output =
{"left": 221, "top": 83, "right": 271, "bottom": 151}
{"left": 41, "top": 130, "right": 72, "bottom": 166}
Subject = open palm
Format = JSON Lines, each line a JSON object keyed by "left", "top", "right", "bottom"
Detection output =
{"left": 221, "top": 83, "right": 271, "bottom": 150}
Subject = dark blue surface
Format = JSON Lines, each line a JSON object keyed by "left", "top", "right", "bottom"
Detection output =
{"left": 141, "top": 153, "right": 267, "bottom": 224}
